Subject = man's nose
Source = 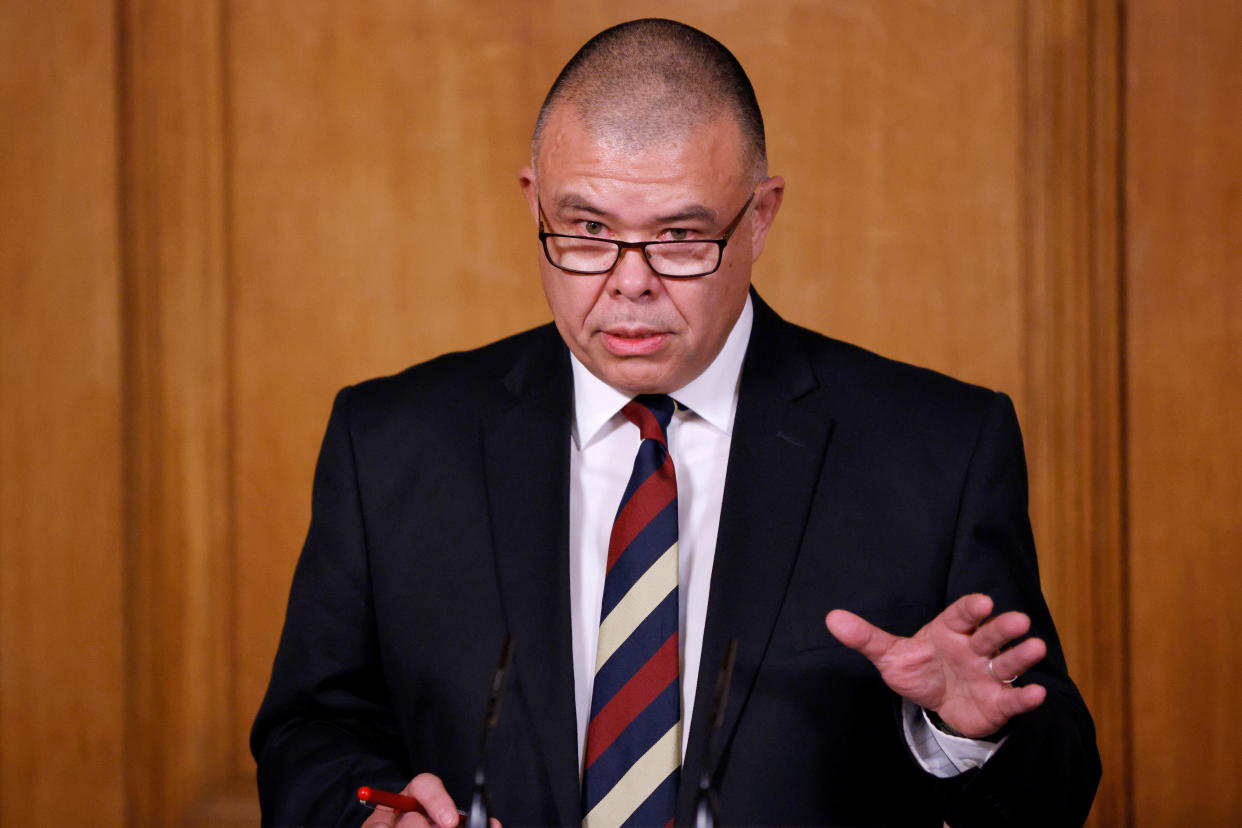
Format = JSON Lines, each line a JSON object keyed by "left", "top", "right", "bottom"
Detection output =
{"left": 607, "top": 246, "right": 661, "bottom": 299}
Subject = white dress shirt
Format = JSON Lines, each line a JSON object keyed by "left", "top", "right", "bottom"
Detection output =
{"left": 566, "top": 295, "right": 998, "bottom": 777}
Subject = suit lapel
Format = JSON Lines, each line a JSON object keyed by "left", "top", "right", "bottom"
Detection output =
{"left": 482, "top": 332, "right": 582, "bottom": 826}
{"left": 677, "top": 296, "right": 835, "bottom": 822}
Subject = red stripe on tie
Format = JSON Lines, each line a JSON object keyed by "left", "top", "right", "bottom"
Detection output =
{"left": 623, "top": 400, "right": 667, "bottom": 444}
{"left": 606, "top": 453, "right": 676, "bottom": 571}
{"left": 584, "top": 633, "right": 679, "bottom": 768}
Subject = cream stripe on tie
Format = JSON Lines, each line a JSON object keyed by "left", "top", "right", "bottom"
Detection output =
{"left": 594, "top": 543, "right": 678, "bottom": 669}
{"left": 583, "top": 724, "right": 681, "bottom": 828}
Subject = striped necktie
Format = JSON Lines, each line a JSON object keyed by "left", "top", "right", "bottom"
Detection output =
{"left": 582, "top": 394, "right": 681, "bottom": 828}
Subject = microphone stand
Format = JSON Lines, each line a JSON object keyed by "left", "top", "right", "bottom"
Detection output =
{"left": 466, "top": 635, "right": 514, "bottom": 828}
{"left": 693, "top": 640, "right": 738, "bottom": 828}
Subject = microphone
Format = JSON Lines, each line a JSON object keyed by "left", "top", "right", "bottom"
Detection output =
{"left": 466, "top": 634, "right": 514, "bottom": 828}
{"left": 693, "top": 639, "right": 738, "bottom": 828}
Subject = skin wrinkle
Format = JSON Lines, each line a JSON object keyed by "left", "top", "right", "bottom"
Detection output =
{"left": 549, "top": 194, "right": 719, "bottom": 228}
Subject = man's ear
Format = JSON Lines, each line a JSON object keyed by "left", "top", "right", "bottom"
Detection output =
{"left": 749, "top": 175, "right": 785, "bottom": 263}
{"left": 518, "top": 166, "right": 539, "bottom": 221}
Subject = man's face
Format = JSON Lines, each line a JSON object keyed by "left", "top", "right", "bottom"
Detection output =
{"left": 520, "top": 109, "right": 783, "bottom": 394}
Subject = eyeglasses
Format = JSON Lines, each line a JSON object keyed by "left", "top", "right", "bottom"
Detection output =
{"left": 537, "top": 192, "right": 755, "bottom": 279}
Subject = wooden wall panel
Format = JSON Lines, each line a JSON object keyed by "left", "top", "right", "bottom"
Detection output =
{"left": 1126, "top": 1, "right": 1242, "bottom": 824}
{"left": 752, "top": 0, "right": 1025, "bottom": 393}
{"left": 116, "top": 0, "right": 236, "bottom": 823}
{"left": 0, "top": 2, "right": 126, "bottom": 825}
{"left": 1020, "top": 3, "right": 1126, "bottom": 824}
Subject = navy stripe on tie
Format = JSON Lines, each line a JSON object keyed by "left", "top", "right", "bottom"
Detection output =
{"left": 616, "top": 441, "right": 669, "bottom": 509}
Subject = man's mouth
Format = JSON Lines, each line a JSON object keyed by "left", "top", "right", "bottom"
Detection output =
{"left": 600, "top": 328, "right": 669, "bottom": 356}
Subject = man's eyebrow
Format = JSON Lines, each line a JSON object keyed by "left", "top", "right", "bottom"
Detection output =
{"left": 553, "top": 195, "right": 612, "bottom": 218}
{"left": 552, "top": 195, "right": 718, "bottom": 226}
{"left": 654, "top": 204, "right": 717, "bottom": 225}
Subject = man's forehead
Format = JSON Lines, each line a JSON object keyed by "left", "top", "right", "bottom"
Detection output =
{"left": 535, "top": 106, "right": 748, "bottom": 191}
{"left": 550, "top": 189, "right": 720, "bottom": 225}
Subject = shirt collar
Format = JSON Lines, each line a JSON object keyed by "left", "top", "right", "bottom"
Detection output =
{"left": 570, "top": 294, "right": 753, "bottom": 449}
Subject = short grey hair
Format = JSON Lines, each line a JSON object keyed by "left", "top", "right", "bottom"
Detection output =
{"left": 532, "top": 19, "right": 767, "bottom": 182}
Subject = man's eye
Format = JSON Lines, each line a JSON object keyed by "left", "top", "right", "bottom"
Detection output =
{"left": 666, "top": 228, "right": 691, "bottom": 241}
{"left": 583, "top": 221, "right": 604, "bottom": 235}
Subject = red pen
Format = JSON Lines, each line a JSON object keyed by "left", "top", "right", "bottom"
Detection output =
{"left": 357, "top": 786, "right": 468, "bottom": 819}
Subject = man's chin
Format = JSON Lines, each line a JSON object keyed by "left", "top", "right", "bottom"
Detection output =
{"left": 590, "top": 354, "right": 682, "bottom": 396}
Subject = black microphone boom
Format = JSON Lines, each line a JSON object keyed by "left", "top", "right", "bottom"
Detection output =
{"left": 694, "top": 639, "right": 738, "bottom": 828}
{"left": 467, "top": 635, "right": 514, "bottom": 828}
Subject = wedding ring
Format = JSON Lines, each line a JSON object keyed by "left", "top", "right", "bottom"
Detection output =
{"left": 988, "top": 658, "right": 1018, "bottom": 684}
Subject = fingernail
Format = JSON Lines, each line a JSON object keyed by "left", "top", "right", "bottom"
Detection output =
{"left": 440, "top": 810, "right": 459, "bottom": 827}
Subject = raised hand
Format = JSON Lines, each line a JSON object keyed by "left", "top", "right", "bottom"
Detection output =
{"left": 825, "top": 593, "right": 1047, "bottom": 738}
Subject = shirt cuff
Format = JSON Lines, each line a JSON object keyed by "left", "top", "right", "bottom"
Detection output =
{"left": 901, "top": 700, "right": 1005, "bottom": 778}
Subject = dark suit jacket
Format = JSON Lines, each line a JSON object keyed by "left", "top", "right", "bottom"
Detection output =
{"left": 252, "top": 294, "right": 1100, "bottom": 827}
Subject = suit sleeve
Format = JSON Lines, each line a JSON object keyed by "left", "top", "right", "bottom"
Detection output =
{"left": 932, "top": 392, "right": 1102, "bottom": 827}
{"left": 251, "top": 387, "right": 410, "bottom": 828}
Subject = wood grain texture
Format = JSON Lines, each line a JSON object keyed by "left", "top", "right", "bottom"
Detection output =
{"left": 748, "top": 0, "right": 1026, "bottom": 394}
{"left": 1019, "top": 2, "right": 1127, "bottom": 825}
{"left": 0, "top": 2, "right": 126, "bottom": 825}
{"left": 17, "top": 0, "right": 1230, "bottom": 823}
{"left": 1126, "top": 1, "right": 1242, "bottom": 824}
{"left": 116, "top": 0, "right": 236, "bottom": 823}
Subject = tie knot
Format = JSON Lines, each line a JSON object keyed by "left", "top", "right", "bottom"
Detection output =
{"left": 622, "top": 394, "right": 675, "bottom": 444}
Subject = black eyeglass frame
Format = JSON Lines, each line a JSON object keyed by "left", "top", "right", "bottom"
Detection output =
{"left": 536, "top": 191, "right": 757, "bottom": 279}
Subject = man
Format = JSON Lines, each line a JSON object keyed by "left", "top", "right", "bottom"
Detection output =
{"left": 252, "top": 19, "right": 1100, "bottom": 828}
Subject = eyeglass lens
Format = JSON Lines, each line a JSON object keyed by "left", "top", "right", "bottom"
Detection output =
{"left": 544, "top": 236, "right": 720, "bottom": 277}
